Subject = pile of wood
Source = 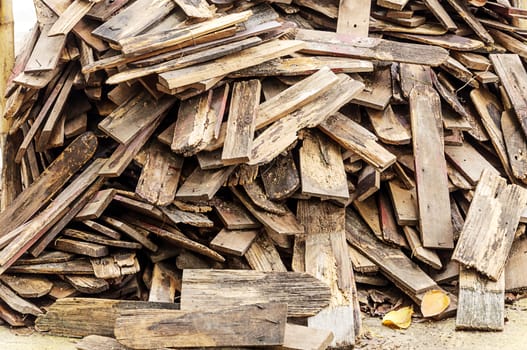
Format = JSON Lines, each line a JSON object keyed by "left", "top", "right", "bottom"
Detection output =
{"left": 2, "top": 0, "right": 527, "bottom": 348}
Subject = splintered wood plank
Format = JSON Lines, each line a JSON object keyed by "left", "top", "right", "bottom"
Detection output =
{"left": 65, "top": 276, "right": 109, "bottom": 294}
{"left": 0, "top": 132, "right": 97, "bottom": 237}
{"left": 295, "top": 29, "right": 449, "bottom": 66}
{"left": 389, "top": 32, "right": 485, "bottom": 51}
{"left": 99, "top": 92, "right": 176, "bottom": 145}
{"left": 0, "top": 281, "right": 42, "bottom": 316}
{"left": 444, "top": 142, "right": 500, "bottom": 185}
{"left": 298, "top": 200, "right": 355, "bottom": 347}
{"left": 471, "top": 88, "right": 514, "bottom": 181}
{"left": 25, "top": 25, "right": 66, "bottom": 72}
{"left": 136, "top": 142, "right": 183, "bottom": 206}
{"left": 244, "top": 232, "right": 287, "bottom": 272}
{"left": 356, "top": 165, "right": 380, "bottom": 201}
{"left": 387, "top": 179, "right": 418, "bottom": 225}
{"left": 490, "top": 54, "right": 527, "bottom": 138}
{"left": 159, "top": 40, "right": 305, "bottom": 90}
{"left": 378, "top": 191, "right": 407, "bottom": 247}
{"left": 403, "top": 226, "right": 442, "bottom": 269}
{"left": 176, "top": 166, "right": 235, "bottom": 202}
{"left": 214, "top": 200, "right": 260, "bottom": 230}
{"left": 222, "top": 80, "right": 260, "bottom": 165}
{"left": 115, "top": 303, "right": 287, "bottom": 349}
{"left": 456, "top": 267, "right": 504, "bottom": 331}
{"left": 256, "top": 66, "right": 339, "bottom": 129}
{"left": 337, "top": 0, "right": 371, "bottom": 37}
{"left": 101, "top": 216, "right": 158, "bottom": 253}
{"left": 180, "top": 269, "right": 331, "bottom": 317}
{"left": 366, "top": 105, "right": 411, "bottom": 145}
{"left": 348, "top": 246, "right": 379, "bottom": 274}
{"left": 352, "top": 66, "right": 392, "bottom": 110}
{"left": 353, "top": 196, "right": 383, "bottom": 240}
{"left": 452, "top": 169, "right": 527, "bottom": 281}
{"left": 277, "top": 323, "right": 334, "bottom": 350}
{"left": 319, "top": 112, "right": 396, "bottom": 171}
{"left": 48, "top": 0, "right": 95, "bottom": 36}
{"left": 423, "top": 0, "right": 457, "bottom": 31}
{"left": 76, "top": 189, "right": 116, "bottom": 220}
{"left": 410, "top": 85, "right": 453, "bottom": 249}
{"left": 92, "top": 0, "right": 176, "bottom": 44}
{"left": 210, "top": 229, "right": 258, "bottom": 256}
{"left": 35, "top": 298, "right": 179, "bottom": 337}
{"left": 346, "top": 208, "right": 438, "bottom": 296}
{"left": 231, "top": 187, "right": 304, "bottom": 235}
{"left": 91, "top": 252, "right": 140, "bottom": 279}
{"left": 54, "top": 238, "right": 108, "bottom": 258}
{"left": 250, "top": 75, "right": 364, "bottom": 165}
{"left": 444, "top": 0, "right": 493, "bottom": 44}
{"left": 505, "top": 238, "right": 527, "bottom": 291}
{"left": 502, "top": 110, "right": 527, "bottom": 184}
{"left": 299, "top": 131, "right": 348, "bottom": 200}
{"left": 261, "top": 153, "right": 300, "bottom": 201}
{"left": 7, "top": 259, "right": 94, "bottom": 275}
{"left": 149, "top": 263, "right": 176, "bottom": 303}
{"left": 378, "top": 0, "right": 410, "bottom": 10}
{"left": 0, "top": 275, "right": 53, "bottom": 298}
{"left": 87, "top": 0, "right": 129, "bottom": 21}
{"left": 63, "top": 229, "right": 141, "bottom": 250}
{"left": 160, "top": 207, "right": 213, "bottom": 228}
{"left": 399, "top": 63, "right": 432, "bottom": 99}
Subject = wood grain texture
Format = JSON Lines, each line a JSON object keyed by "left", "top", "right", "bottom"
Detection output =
{"left": 115, "top": 303, "right": 287, "bottom": 349}
{"left": 502, "top": 110, "right": 527, "bottom": 184}
{"left": 176, "top": 166, "right": 235, "bottom": 201}
{"left": 245, "top": 231, "right": 287, "bottom": 272}
{"left": 456, "top": 267, "right": 504, "bottom": 331}
{"left": 181, "top": 269, "right": 331, "bottom": 317}
{"left": 452, "top": 169, "right": 527, "bottom": 281}
{"left": 261, "top": 153, "right": 300, "bottom": 201}
{"left": 337, "top": 0, "right": 371, "bottom": 37}
{"left": 48, "top": 0, "right": 94, "bottom": 36}
{"left": 410, "top": 85, "right": 453, "bottom": 249}
{"left": 445, "top": 142, "right": 500, "bottom": 185}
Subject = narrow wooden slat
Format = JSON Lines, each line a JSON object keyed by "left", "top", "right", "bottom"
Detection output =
{"left": 48, "top": 0, "right": 95, "bottom": 37}
{"left": 337, "top": 0, "right": 371, "bottom": 37}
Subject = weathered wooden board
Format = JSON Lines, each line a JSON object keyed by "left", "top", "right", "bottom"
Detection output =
{"left": 115, "top": 303, "right": 287, "bottom": 349}
{"left": 456, "top": 267, "right": 504, "bottom": 331}
{"left": 148, "top": 263, "right": 176, "bottom": 303}
{"left": 452, "top": 169, "right": 527, "bottom": 281}
{"left": 48, "top": 0, "right": 95, "bottom": 37}
{"left": 214, "top": 200, "right": 260, "bottom": 230}
{"left": 337, "top": 0, "right": 371, "bottom": 37}
{"left": 176, "top": 166, "right": 235, "bottom": 202}
{"left": 366, "top": 105, "right": 411, "bottom": 145}
{"left": 502, "top": 110, "right": 527, "bottom": 184}
{"left": 25, "top": 25, "right": 66, "bottom": 72}
{"left": 0, "top": 280, "right": 42, "bottom": 316}
{"left": 35, "top": 298, "right": 179, "bottom": 337}
{"left": 180, "top": 269, "right": 331, "bottom": 317}
{"left": 410, "top": 85, "right": 453, "bottom": 249}
{"left": 0, "top": 275, "right": 52, "bottom": 298}
{"left": 423, "top": 0, "right": 457, "bottom": 31}
{"left": 445, "top": 142, "right": 500, "bottom": 185}
{"left": 261, "top": 153, "right": 300, "bottom": 201}
{"left": 245, "top": 231, "right": 288, "bottom": 272}
{"left": 75, "top": 189, "right": 116, "bottom": 220}
{"left": 505, "top": 238, "right": 527, "bottom": 291}
{"left": 298, "top": 200, "right": 356, "bottom": 347}
{"left": 387, "top": 179, "right": 418, "bottom": 225}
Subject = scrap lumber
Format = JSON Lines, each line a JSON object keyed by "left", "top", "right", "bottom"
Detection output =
{"left": 452, "top": 169, "right": 527, "bottom": 281}
{"left": 505, "top": 238, "right": 527, "bottom": 291}
{"left": 180, "top": 269, "right": 331, "bottom": 318}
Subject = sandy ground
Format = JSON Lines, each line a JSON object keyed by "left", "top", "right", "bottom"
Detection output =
{"left": 0, "top": 301, "right": 526, "bottom": 349}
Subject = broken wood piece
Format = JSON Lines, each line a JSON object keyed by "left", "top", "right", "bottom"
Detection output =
{"left": 54, "top": 238, "right": 108, "bottom": 258}
{"left": 274, "top": 323, "right": 334, "bottom": 350}
{"left": 0, "top": 275, "right": 53, "bottom": 298}
{"left": 445, "top": 142, "right": 500, "bottom": 185}
{"left": 337, "top": 0, "right": 371, "bottom": 37}
{"left": 410, "top": 84, "right": 453, "bottom": 249}
{"left": 356, "top": 164, "right": 381, "bottom": 202}
{"left": 366, "top": 105, "right": 411, "bottom": 145}
{"left": 176, "top": 166, "right": 235, "bottom": 202}
{"left": 101, "top": 216, "right": 158, "bottom": 253}
{"left": 502, "top": 110, "right": 527, "bottom": 184}
{"left": 180, "top": 269, "right": 331, "bottom": 317}
{"left": 48, "top": 0, "right": 95, "bottom": 37}
{"left": 261, "top": 153, "right": 300, "bottom": 201}
{"left": 115, "top": 303, "right": 287, "bottom": 349}
{"left": 245, "top": 231, "right": 288, "bottom": 272}
{"left": 148, "top": 262, "right": 176, "bottom": 303}
{"left": 65, "top": 275, "right": 109, "bottom": 294}
{"left": 214, "top": 200, "right": 260, "bottom": 230}
{"left": 452, "top": 169, "right": 527, "bottom": 281}
{"left": 387, "top": 179, "right": 418, "bottom": 226}
{"left": 75, "top": 189, "right": 116, "bottom": 220}
{"left": 403, "top": 226, "right": 442, "bottom": 270}
{"left": 0, "top": 280, "right": 43, "bottom": 316}
{"left": 210, "top": 229, "right": 258, "bottom": 256}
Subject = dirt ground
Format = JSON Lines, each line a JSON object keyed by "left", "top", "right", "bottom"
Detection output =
{"left": 0, "top": 301, "right": 526, "bottom": 349}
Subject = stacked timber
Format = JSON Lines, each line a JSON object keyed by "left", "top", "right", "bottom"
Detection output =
{"left": 1, "top": 0, "right": 527, "bottom": 348}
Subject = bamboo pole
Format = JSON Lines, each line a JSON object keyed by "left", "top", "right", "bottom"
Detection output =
{"left": 0, "top": 0, "right": 18, "bottom": 211}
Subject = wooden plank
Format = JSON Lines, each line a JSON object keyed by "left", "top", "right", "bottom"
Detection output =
{"left": 136, "top": 142, "right": 183, "bottom": 206}
{"left": 101, "top": 216, "right": 158, "bottom": 253}
{"left": 180, "top": 269, "right": 331, "bottom": 317}
{"left": 456, "top": 267, "right": 505, "bottom": 331}
{"left": 91, "top": 0, "right": 177, "bottom": 44}
{"left": 274, "top": 323, "right": 334, "bottom": 350}
{"left": 173, "top": 0, "right": 214, "bottom": 18}
{"left": 402, "top": 226, "right": 442, "bottom": 269}
{"left": 0, "top": 280, "right": 42, "bottom": 316}
{"left": 35, "top": 298, "right": 179, "bottom": 338}
{"left": 298, "top": 200, "right": 355, "bottom": 347}
{"left": 366, "top": 105, "right": 411, "bottom": 145}
{"left": 353, "top": 196, "right": 383, "bottom": 240}
{"left": 444, "top": 0, "right": 493, "bottom": 44}
{"left": 115, "top": 303, "right": 287, "bottom": 349}
{"left": 231, "top": 187, "right": 304, "bottom": 236}
{"left": 502, "top": 110, "right": 527, "bottom": 184}
{"left": 214, "top": 200, "right": 260, "bottom": 230}
{"left": 91, "top": 252, "right": 140, "bottom": 279}
{"left": 356, "top": 164, "right": 380, "bottom": 201}
{"left": 176, "top": 166, "right": 235, "bottom": 202}
{"left": 346, "top": 208, "right": 438, "bottom": 296}
{"left": 389, "top": 32, "right": 485, "bottom": 51}
{"left": 0, "top": 275, "right": 53, "bottom": 298}
{"left": 444, "top": 142, "right": 500, "bottom": 185}
{"left": 378, "top": 191, "right": 407, "bottom": 247}
{"left": 148, "top": 263, "right": 176, "bottom": 303}
{"left": 377, "top": 0, "right": 410, "bottom": 10}
{"left": 505, "top": 238, "right": 527, "bottom": 291}
{"left": 410, "top": 84, "right": 453, "bottom": 249}
{"left": 337, "top": 0, "right": 371, "bottom": 37}
{"left": 65, "top": 275, "right": 109, "bottom": 294}
{"left": 244, "top": 231, "right": 287, "bottom": 272}
{"left": 210, "top": 229, "right": 258, "bottom": 256}
{"left": 250, "top": 75, "right": 364, "bottom": 165}
{"left": 87, "top": 0, "right": 129, "bottom": 21}
{"left": 48, "top": 0, "right": 95, "bottom": 37}
{"left": 299, "top": 130, "right": 348, "bottom": 200}
{"left": 160, "top": 206, "right": 213, "bottom": 228}
{"left": 295, "top": 29, "right": 449, "bottom": 66}
{"left": 423, "top": 0, "right": 457, "bottom": 31}
{"left": 54, "top": 238, "right": 108, "bottom": 258}
{"left": 7, "top": 259, "right": 94, "bottom": 275}
{"left": 352, "top": 66, "right": 392, "bottom": 110}
{"left": 256, "top": 67, "right": 339, "bottom": 129}
{"left": 99, "top": 92, "right": 176, "bottom": 145}
{"left": 0, "top": 132, "right": 97, "bottom": 237}
{"left": 81, "top": 220, "right": 121, "bottom": 240}
{"left": 349, "top": 245, "right": 379, "bottom": 274}
{"left": 159, "top": 40, "right": 305, "bottom": 89}
{"left": 452, "top": 169, "right": 527, "bottom": 281}
{"left": 25, "top": 25, "right": 66, "bottom": 72}
{"left": 261, "top": 153, "right": 300, "bottom": 201}
{"left": 63, "top": 229, "right": 141, "bottom": 250}
{"left": 222, "top": 80, "right": 260, "bottom": 165}
{"left": 75, "top": 189, "right": 116, "bottom": 220}
{"left": 490, "top": 54, "right": 527, "bottom": 138}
